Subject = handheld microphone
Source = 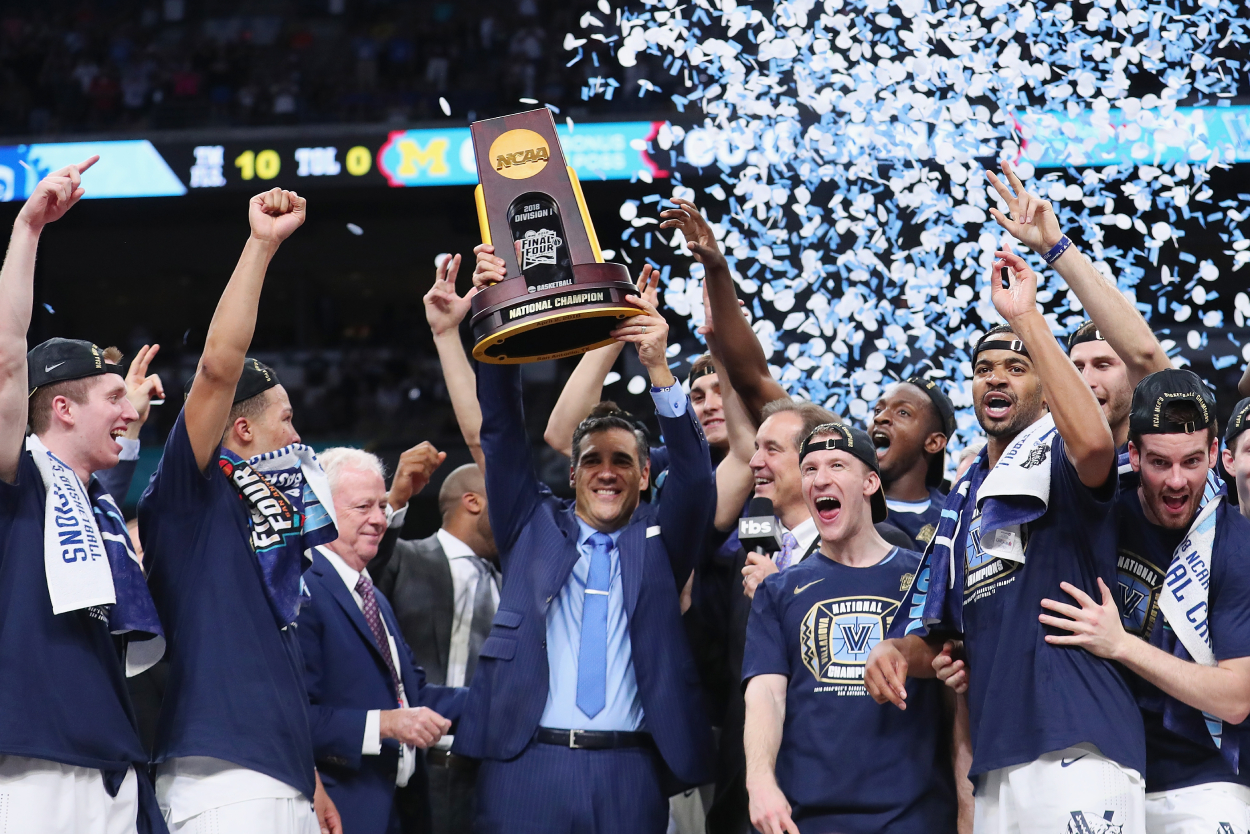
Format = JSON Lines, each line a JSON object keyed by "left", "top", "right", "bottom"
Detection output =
{"left": 738, "top": 497, "right": 783, "bottom": 555}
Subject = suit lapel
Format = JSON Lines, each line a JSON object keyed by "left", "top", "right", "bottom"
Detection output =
{"left": 312, "top": 549, "right": 387, "bottom": 664}
{"left": 619, "top": 517, "right": 645, "bottom": 618}
{"left": 541, "top": 507, "right": 587, "bottom": 601}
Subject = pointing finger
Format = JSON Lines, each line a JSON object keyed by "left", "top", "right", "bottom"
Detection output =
{"left": 76, "top": 155, "right": 100, "bottom": 174}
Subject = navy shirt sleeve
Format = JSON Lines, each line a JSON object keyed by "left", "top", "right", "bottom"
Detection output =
{"left": 146, "top": 409, "right": 213, "bottom": 507}
{"left": 1053, "top": 433, "right": 1117, "bottom": 516}
{"left": 742, "top": 573, "right": 789, "bottom": 683}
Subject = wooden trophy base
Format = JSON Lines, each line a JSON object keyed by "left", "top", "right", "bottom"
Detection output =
{"left": 469, "top": 263, "right": 642, "bottom": 364}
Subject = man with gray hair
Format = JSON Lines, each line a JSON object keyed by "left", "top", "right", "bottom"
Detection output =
{"left": 297, "top": 447, "right": 465, "bottom": 834}
{"left": 370, "top": 457, "right": 499, "bottom": 834}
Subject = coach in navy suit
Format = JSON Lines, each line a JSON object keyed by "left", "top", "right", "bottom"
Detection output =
{"left": 453, "top": 292, "right": 716, "bottom": 833}
{"left": 299, "top": 448, "right": 467, "bottom": 834}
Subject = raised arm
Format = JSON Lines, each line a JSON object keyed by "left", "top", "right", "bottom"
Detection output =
{"left": 988, "top": 161, "right": 1169, "bottom": 386}
{"left": 702, "top": 287, "right": 756, "bottom": 531}
{"left": 477, "top": 360, "right": 544, "bottom": 559}
{"left": 0, "top": 156, "right": 97, "bottom": 482}
{"left": 660, "top": 198, "right": 786, "bottom": 422}
{"left": 185, "top": 189, "right": 305, "bottom": 472}
{"left": 610, "top": 291, "right": 714, "bottom": 585}
{"left": 425, "top": 253, "right": 486, "bottom": 471}
{"left": 990, "top": 249, "right": 1115, "bottom": 488}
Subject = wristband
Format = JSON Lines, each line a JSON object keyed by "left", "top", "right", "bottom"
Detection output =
{"left": 1041, "top": 235, "right": 1072, "bottom": 265}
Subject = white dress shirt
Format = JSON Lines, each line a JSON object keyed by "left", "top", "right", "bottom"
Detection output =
{"left": 319, "top": 546, "right": 417, "bottom": 788}
{"left": 437, "top": 528, "right": 501, "bottom": 689}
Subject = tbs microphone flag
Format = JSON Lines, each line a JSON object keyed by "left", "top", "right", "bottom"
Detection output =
{"left": 739, "top": 497, "right": 783, "bottom": 555}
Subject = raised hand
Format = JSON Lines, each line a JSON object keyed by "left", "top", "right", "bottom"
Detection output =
{"left": 636, "top": 263, "right": 660, "bottom": 308}
{"left": 471, "top": 241, "right": 523, "bottom": 289}
{"left": 248, "top": 188, "right": 306, "bottom": 245}
{"left": 698, "top": 281, "right": 749, "bottom": 339}
{"left": 124, "top": 344, "right": 165, "bottom": 433}
{"left": 987, "top": 160, "right": 1064, "bottom": 256}
{"left": 425, "top": 253, "right": 478, "bottom": 337}
{"left": 659, "top": 198, "right": 727, "bottom": 269}
{"left": 16, "top": 156, "right": 98, "bottom": 232}
{"left": 609, "top": 292, "right": 672, "bottom": 385}
{"left": 988, "top": 247, "right": 1041, "bottom": 326}
{"left": 387, "top": 440, "right": 447, "bottom": 511}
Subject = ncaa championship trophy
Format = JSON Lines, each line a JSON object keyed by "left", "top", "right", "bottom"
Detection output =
{"left": 468, "top": 109, "right": 641, "bottom": 364}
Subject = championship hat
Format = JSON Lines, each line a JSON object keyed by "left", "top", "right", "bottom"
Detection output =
{"left": 27, "top": 338, "right": 123, "bottom": 395}
{"left": 184, "top": 357, "right": 282, "bottom": 404}
{"left": 1128, "top": 369, "right": 1215, "bottom": 436}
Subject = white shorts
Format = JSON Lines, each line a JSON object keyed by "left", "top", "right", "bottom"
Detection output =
{"left": 974, "top": 743, "right": 1146, "bottom": 834}
{"left": 1145, "top": 782, "right": 1250, "bottom": 834}
{"left": 165, "top": 798, "right": 319, "bottom": 834}
{"left": 0, "top": 755, "right": 139, "bottom": 834}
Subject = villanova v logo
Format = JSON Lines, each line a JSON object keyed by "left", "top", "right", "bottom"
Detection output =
{"left": 839, "top": 623, "right": 875, "bottom": 655}
{"left": 1119, "top": 583, "right": 1146, "bottom": 616}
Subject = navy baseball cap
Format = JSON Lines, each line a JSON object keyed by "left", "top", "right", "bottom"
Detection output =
{"left": 27, "top": 338, "right": 123, "bottom": 395}
{"left": 1129, "top": 369, "right": 1215, "bottom": 436}
{"left": 799, "top": 422, "right": 888, "bottom": 523}
{"left": 184, "top": 357, "right": 281, "bottom": 404}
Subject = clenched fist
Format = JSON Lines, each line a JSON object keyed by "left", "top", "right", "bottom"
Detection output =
{"left": 249, "top": 188, "right": 306, "bottom": 245}
{"left": 388, "top": 441, "right": 447, "bottom": 511}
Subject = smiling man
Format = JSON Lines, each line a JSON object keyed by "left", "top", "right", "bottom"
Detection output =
{"left": 870, "top": 378, "right": 955, "bottom": 546}
{"left": 743, "top": 422, "right": 955, "bottom": 834}
{"left": 454, "top": 288, "right": 716, "bottom": 833}
{"left": 1039, "top": 370, "right": 1250, "bottom": 832}
{"left": 865, "top": 249, "right": 1146, "bottom": 832}
{"left": 0, "top": 158, "right": 167, "bottom": 833}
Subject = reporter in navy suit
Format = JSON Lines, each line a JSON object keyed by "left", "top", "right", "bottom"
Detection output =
{"left": 454, "top": 287, "right": 716, "bottom": 834}
{"left": 298, "top": 448, "right": 467, "bottom": 834}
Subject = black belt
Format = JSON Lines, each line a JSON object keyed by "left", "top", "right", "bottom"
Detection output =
{"left": 535, "top": 727, "right": 654, "bottom": 750}
{"left": 426, "top": 748, "right": 477, "bottom": 772}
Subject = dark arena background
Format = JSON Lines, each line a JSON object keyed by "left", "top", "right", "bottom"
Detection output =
{"left": 1, "top": 0, "right": 1248, "bottom": 535}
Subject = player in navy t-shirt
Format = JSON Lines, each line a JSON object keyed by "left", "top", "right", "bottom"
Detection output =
{"left": 870, "top": 378, "right": 955, "bottom": 547}
{"left": 0, "top": 158, "right": 169, "bottom": 832}
{"left": 743, "top": 422, "right": 955, "bottom": 834}
{"left": 866, "top": 248, "right": 1146, "bottom": 832}
{"left": 138, "top": 188, "right": 344, "bottom": 834}
{"left": 1041, "top": 371, "right": 1250, "bottom": 830}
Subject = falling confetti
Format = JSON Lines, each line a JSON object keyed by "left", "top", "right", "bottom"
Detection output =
{"left": 41, "top": 303, "right": 54, "bottom": 314}
{"left": 626, "top": 375, "right": 647, "bottom": 395}
{"left": 439, "top": 97, "right": 451, "bottom": 117}
{"left": 605, "top": 371, "right": 622, "bottom": 385}
{"left": 346, "top": 223, "right": 363, "bottom": 236}
{"left": 570, "top": 0, "right": 1250, "bottom": 465}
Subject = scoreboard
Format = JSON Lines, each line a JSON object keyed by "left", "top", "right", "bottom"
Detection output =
{"left": 0, "top": 121, "right": 669, "bottom": 201}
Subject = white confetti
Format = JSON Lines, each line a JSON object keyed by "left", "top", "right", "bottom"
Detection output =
{"left": 626, "top": 375, "right": 647, "bottom": 395}
{"left": 347, "top": 223, "right": 363, "bottom": 236}
{"left": 438, "top": 97, "right": 450, "bottom": 117}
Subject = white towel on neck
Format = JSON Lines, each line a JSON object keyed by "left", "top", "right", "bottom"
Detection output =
{"left": 26, "top": 434, "right": 116, "bottom": 614}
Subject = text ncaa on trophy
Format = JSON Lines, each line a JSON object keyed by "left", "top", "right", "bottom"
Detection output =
{"left": 468, "top": 109, "right": 642, "bottom": 364}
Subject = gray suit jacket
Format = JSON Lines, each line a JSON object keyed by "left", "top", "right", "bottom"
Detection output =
{"left": 370, "top": 531, "right": 455, "bottom": 687}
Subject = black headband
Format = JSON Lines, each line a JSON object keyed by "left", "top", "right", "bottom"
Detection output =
{"left": 686, "top": 357, "right": 716, "bottom": 388}
{"left": 1066, "top": 321, "right": 1105, "bottom": 351}
{"left": 973, "top": 339, "right": 1030, "bottom": 362}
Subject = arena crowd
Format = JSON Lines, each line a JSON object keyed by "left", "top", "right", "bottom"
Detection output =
{"left": 5, "top": 155, "right": 1250, "bottom": 834}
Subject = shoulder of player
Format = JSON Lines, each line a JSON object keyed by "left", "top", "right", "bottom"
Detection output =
{"left": 891, "top": 547, "right": 924, "bottom": 572}
{"left": 1214, "top": 501, "right": 1250, "bottom": 567}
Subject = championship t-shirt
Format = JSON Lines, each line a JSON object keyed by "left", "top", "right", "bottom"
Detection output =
{"left": 0, "top": 451, "right": 148, "bottom": 775}
{"left": 956, "top": 436, "right": 1144, "bottom": 777}
{"left": 138, "top": 411, "right": 315, "bottom": 799}
{"left": 885, "top": 487, "right": 946, "bottom": 548}
{"left": 743, "top": 548, "right": 956, "bottom": 833}
{"left": 1115, "top": 489, "right": 1250, "bottom": 792}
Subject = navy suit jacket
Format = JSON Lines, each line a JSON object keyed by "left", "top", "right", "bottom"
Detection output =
{"left": 452, "top": 363, "right": 716, "bottom": 792}
{"left": 298, "top": 549, "right": 467, "bottom": 834}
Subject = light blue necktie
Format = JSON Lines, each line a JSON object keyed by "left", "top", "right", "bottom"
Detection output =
{"left": 576, "top": 531, "right": 613, "bottom": 718}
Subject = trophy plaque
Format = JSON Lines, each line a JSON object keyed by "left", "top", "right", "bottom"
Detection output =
{"left": 468, "top": 109, "right": 641, "bottom": 364}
